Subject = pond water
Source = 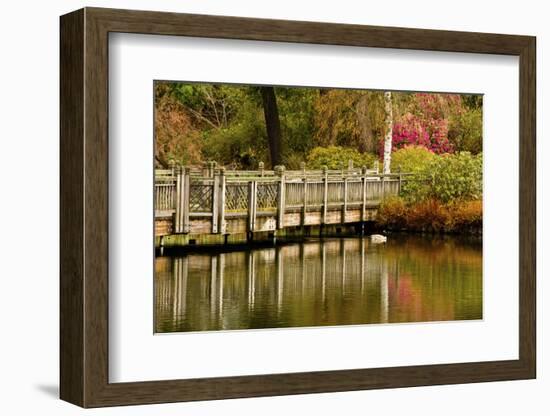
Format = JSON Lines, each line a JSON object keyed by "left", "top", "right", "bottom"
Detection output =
{"left": 155, "top": 235, "right": 482, "bottom": 333}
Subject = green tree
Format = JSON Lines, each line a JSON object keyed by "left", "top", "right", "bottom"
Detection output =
{"left": 448, "top": 107, "right": 483, "bottom": 154}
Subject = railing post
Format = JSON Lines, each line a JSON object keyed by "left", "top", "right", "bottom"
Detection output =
{"left": 374, "top": 160, "right": 379, "bottom": 174}
{"left": 169, "top": 159, "right": 176, "bottom": 177}
{"left": 259, "top": 161, "right": 264, "bottom": 177}
{"left": 302, "top": 173, "right": 308, "bottom": 226}
{"left": 248, "top": 180, "right": 257, "bottom": 233}
{"left": 361, "top": 166, "right": 367, "bottom": 222}
{"left": 342, "top": 176, "right": 348, "bottom": 223}
{"left": 275, "top": 165, "right": 286, "bottom": 229}
{"left": 219, "top": 167, "right": 226, "bottom": 234}
{"left": 348, "top": 159, "right": 354, "bottom": 173}
{"left": 182, "top": 167, "right": 190, "bottom": 233}
{"left": 174, "top": 165, "right": 183, "bottom": 233}
{"left": 212, "top": 169, "right": 220, "bottom": 233}
{"left": 381, "top": 174, "right": 386, "bottom": 200}
{"left": 322, "top": 165, "right": 328, "bottom": 225}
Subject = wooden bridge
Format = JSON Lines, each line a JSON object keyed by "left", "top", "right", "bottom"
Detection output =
{"left": 155, "top": 161, "right": 405, "bottom": 247}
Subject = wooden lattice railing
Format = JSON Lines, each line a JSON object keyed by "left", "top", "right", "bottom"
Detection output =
{"left": 154, "top": 161, "right": 408, "bottom": 234}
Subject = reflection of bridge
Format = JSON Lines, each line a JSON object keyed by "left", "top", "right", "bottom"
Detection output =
{"left": 155, "top": 239, "right": 390, "bottom": 332}
{"left": 155, "top": 161, "right": 405, "bottom": 247}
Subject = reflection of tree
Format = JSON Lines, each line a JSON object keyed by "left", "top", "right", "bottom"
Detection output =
{"left": 154, "top": 236, "right": 482, "bottom": 332}
{"left": 383, "top": 236, "right": 482, "bottom": 323}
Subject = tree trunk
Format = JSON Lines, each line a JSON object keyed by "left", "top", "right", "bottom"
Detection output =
{"left": 356, "top": 93, "right": 375, "bottom": 153}
{"left": 383, "top": 91, "right": 393, "bottom": 174}
{"left": 260, "top": 87, "right": 283, "bottom": 167}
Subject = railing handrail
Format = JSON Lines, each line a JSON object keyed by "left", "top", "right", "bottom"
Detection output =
{"left": 155, "top": 168, "right": 410, "bottom": 183}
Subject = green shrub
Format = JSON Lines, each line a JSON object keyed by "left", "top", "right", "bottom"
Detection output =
{"left": 391, "top": 145, "right": 437, "bottom": 173}
{"left": 306, "top": 146, "right": 377, "bottom": 170}
{"left": 398, "top": 150, "right": 482, "bottom": 203}
{"left": 429, "top": 152, "right": 483, "bottom": 203}
{"left": 392, "top": 146, "right": 437, "bottom": 201}
{"left": 202, "top": 103, "right": 268, "bottom": 169}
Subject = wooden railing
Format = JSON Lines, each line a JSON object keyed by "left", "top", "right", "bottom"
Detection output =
{"left": 155, "top": 161, "right": 407, "bottom": 235}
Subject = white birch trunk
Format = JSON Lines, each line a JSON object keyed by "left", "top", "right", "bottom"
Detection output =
{"left": 383, "top": 91, "right": 393, "bottom": 174}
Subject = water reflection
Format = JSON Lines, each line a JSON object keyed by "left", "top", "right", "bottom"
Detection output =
{"left": 155, "top": 235, "right": 482, "bottom": 333}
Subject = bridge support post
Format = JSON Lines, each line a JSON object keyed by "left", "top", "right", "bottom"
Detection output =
{"left": 361, "top": 166, "right": 367, "bottom": 223}
{"left": 182, "top": 167, "right": 190, "bottom": 233}
{"left": 248, "top": 180, "right": 257, "bottom": 234}
{"left": 174, "top": 166, "right": 183, "bottom": 233}
{"left": 218, "top": 168, "right": 226, "bottom": 234}
{"left": 342, "top": 178, "right": 348, "bottom": 223}
{"left": 322, "top": 166, "right": 328, "bottom": 225}
{"left": 302, "top": 175, "right": 308, "bottom": 226}
{"left": 275, "top": 166, "right": 286, "bottom": 229}
{"left": 212, "top": 170, "right": 220, "bottom": 234}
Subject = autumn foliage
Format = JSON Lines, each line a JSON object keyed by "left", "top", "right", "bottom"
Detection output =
{"left": 154, "top": 93, "right": 202, "bottom": 167}
{"left": 378, "top": 198, "right": 482, "bottom": 234}
{"left": 155, "top": 82, "right": 482, "bottom": 170}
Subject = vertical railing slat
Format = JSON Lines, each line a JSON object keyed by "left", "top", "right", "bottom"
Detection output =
{"left": 219, "top": 168, "right": 226, "bottom": 234}
{"left": 342, "top": 178, "right": 348, "bottom": 223}
{"left": 212, "top": 172, "right": 220, "bottom": 233}
{"left": 276, "top": 166, "right": 286, "bottom": 229}
{"left": 322, "top": 166, "right": 328, "bottom": 225}
{"left": 182, "top": 168, "right": 190, "bottom": 233}
{"left": 248, "top": 180, "right": 257, "bottom": 233}
{"left": 362, "top": 168, "right": 367, "bottom": 222}
{"left": 174, "top": 166, "right": 182, "bottom": 233}
{"left": 302, "top": 177, "right": 308, "bottom": 226}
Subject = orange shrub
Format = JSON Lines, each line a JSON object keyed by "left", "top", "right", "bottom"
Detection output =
{"left": 378, "top": 198, "right": 482, "bottom": 234}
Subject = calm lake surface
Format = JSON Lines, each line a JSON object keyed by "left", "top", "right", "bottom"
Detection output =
{"left": 155, "top": 235, "right": 482, "bottom": 333}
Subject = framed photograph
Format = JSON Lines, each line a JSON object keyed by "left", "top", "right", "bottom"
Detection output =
{"left": 60, "top": 7, "right": 536, "bottom": 407}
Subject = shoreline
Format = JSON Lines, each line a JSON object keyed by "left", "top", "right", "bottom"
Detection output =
{"left": 156, "top": 224, "right": 481, "bottom": 256}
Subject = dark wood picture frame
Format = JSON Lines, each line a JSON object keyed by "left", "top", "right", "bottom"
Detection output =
{"left": 60, "top": 7, "right": 536, "bottom": 408}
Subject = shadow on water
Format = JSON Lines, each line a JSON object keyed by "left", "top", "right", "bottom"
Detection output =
{"left": 155, "top": 234, "right": 482, "bottom": 333}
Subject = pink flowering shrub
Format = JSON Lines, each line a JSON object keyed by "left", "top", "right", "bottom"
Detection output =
{"left": 379, "top": 93, "right": 459, "bottom": 156}
{"left": 379, "top": 113, "right": 453, "bottom": 155}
